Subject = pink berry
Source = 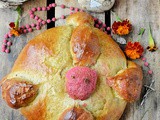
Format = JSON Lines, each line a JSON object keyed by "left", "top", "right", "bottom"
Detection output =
{"left": 70, "top": 7, "right": 74, "bottom": 11}
{"left": 28, "top": 28, "right": 33, "bottom": 32}
{"left": 70, "top": 12, "right": 73, "bottom": 15}
{"left": 98, "top": 20, "right": 102, "bottom": 24}
{"left": 8, "top": 33, "right": 12, "bottom": 38}
{"left": 34, "top": 16, "right": 39, "bottom": 20}
{"left": 102, "top": 24, "right": 106, "bottom": 28}
{"left": 144, "top": 62, "right": 149, "bottom": 67}
{"left": 30, "top": 14, "right": 34, "bottom": 19}
{"left": 61, "top": 15, "right": 65, "bottom": 19}
{"left": 100, "top": 28, "right": 103, "bottom": 31}
{"left": 32, "top": 7, "right": 37, "bottom": 12}
{"left": 29, "top": 10, "right": 33, "bottom": 14}
{"left": 42, "top": 7, "right": 46, "bottom": 11}
{"left": 49, "top": 4, "right": 52, "bottom": 8}
{"left": 142, "top": 57, "right": 146, "bottom": 61}
{"left": 26, "top": 24, "right": 30, "bottom": 29}
{"left": 61, "top": 4, "right": 65, "bottom": 9}
{"left": 80, "top": 9, "right": 84, "bottom": 12}
{"left": 23, "top": 29, "right": 27, "bottom": 33}
{"left": 95, "top": 24, "right": 99, "bottom": 28}
{"left": 75, "top": 8, "right": 79, "bottom": 12}
{"left": 37, "top": 7, "right": 41, "bottom": 11}
{"left": 107, "top": 27, "right": 111, "bottom": 31}
{"left": 36, "top": 22, "right": 40, "bottom": 26}
{"left": 2, "top": 43, "right": 6, "bottom": 48}
{"left": 5, "top": 49, "right": 10, "bottom": 53}
{"left": 31, "top": 23, "right": 35, "bottom": 27}
{"left": 4, "top": 34, "right": 9, "bottom": 39}
{"left": 47, "top": 19, "right": 51, "bottom": 23}
{"left": 21, "top": 26, "right": 25, "bottom": 29}
{"left": 52, "top": 17, "right": 56, "bottom": 22}
{"left": 148, "top": 70, "right": 153, "bottom": 74}
{"left": 36, "top": 26, "right": 41, "bottom": 30}
{"left": 94, "top": 17, "right": 98, "bottom": 21}
{"left": 52, "top": 3, "right": 57, "bottom": 7}
{"left": 7, "top": 41, "right": 12, "bottom": 46}
{"left": 3, "top": 39, "right": 8, "bottom": 43}
{"left": 38, "top": 19, "right": 42, "bottom": 23}
{"left": 42, "top": 21, "right": 46, "bottom": 25}
{"left": 47, "top": 7, "right": 50, "bottom": 11}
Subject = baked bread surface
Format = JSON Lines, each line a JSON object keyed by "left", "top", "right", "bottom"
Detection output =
{"left": 1, "top": 12, "right": 143, "bottom": 120}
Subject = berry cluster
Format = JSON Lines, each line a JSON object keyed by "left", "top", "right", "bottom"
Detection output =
{"left": 1, "top": 3, "right": 111, "bottom": 54}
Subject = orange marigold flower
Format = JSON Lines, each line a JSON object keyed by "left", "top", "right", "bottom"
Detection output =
{"left": 112, "top": 20, "right": 132, "bottom": 36}
{"left": 9, "top": 22, "right": 22, "bottom": 37}
{"left": 125, "top": 42, "right": 144, "bottom": 59}
{"left": 10, "top": 29, "right": 21, "bottom": 36}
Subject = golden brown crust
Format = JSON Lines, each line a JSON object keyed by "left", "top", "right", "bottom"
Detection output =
{"left": 59, "top": 107, "right": 94, "bottom": 120}
{"left": 70, "top": 25, "right": 100, "bottom": 66}
{"left": 66, "top": 12, "right": 94, "bottom": 27}
{"left": 21, "top": 98, "right": 47, "bottom": 120}
{"left": 2, "top": 78, "right": 38, "bottom": 109}
{"left": 107, "top": 61, "right": 143, "bottom": 102}
{"left": 0, "top": 12, "right": 143, "bottom": 120}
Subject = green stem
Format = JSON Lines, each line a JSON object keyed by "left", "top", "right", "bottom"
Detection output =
{"left": 137, "top": 28, "right": 145, "bottom": 42}
{"left": 148, "top": 24, "right": 155, "bottom": 47}
{"left": 111, "top": 11, "right": 122, "bottom": 22}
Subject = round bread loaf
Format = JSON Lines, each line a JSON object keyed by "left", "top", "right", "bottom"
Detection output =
{"left": 0, "top": 12, "right": 143, "bottom": 120}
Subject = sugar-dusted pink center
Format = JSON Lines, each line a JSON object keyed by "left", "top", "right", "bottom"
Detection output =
{"left": 65, "top": 66, "right": 97, "bottom": 100}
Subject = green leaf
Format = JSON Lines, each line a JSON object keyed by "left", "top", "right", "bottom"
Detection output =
{"left": 137, "top": 28, "right": 145, "bottom": 41}
{"left": 138, "top": 28, "right": 145, "bottom": 36}
{"left": 16, "top": 6, "right": 22, "bottom": 16}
